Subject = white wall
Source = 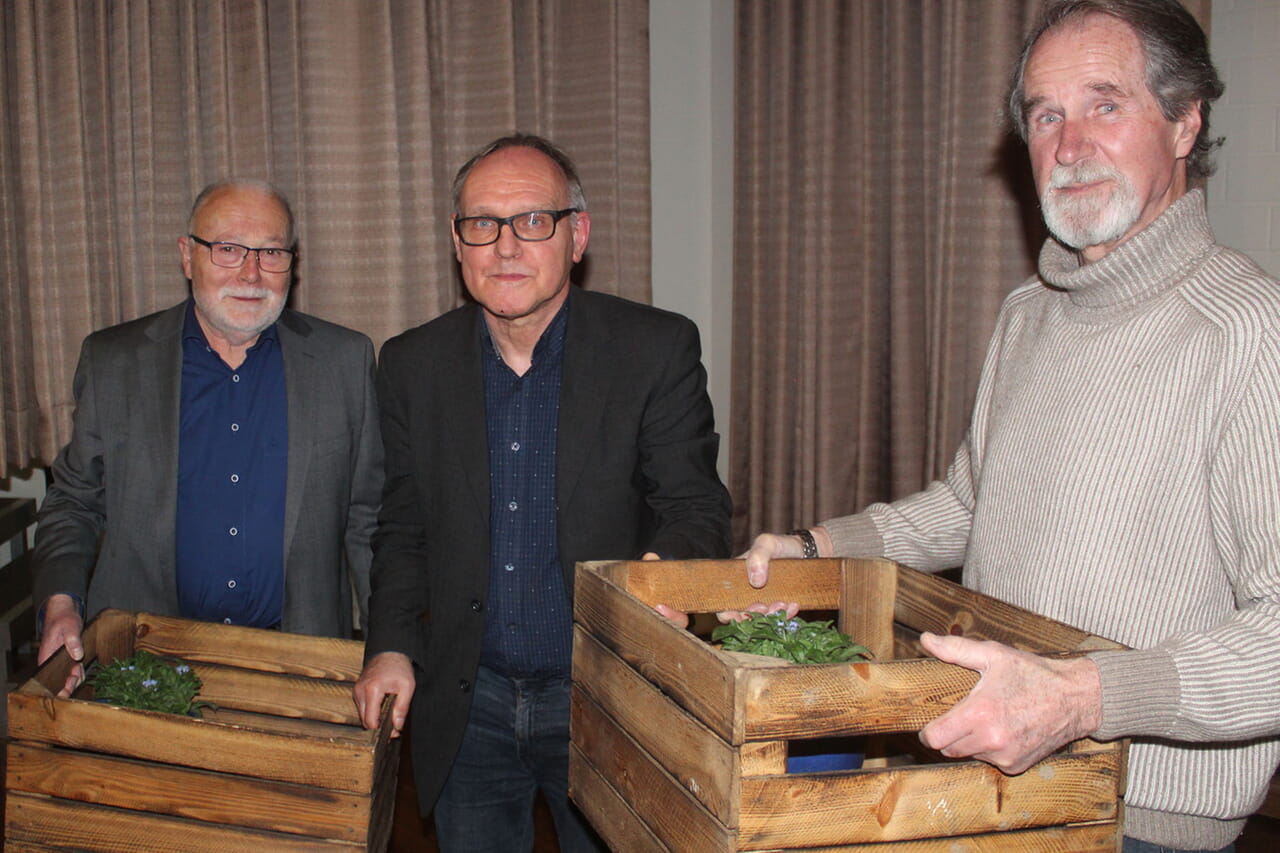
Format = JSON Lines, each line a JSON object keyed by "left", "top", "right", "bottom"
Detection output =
{"left": 648, "top": 0, "right": 736, "bottom": 478}
{"left": 1206, "top": 0, "right": 1280, "bottom": 277}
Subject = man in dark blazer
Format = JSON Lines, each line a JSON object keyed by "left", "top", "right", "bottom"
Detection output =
{"left": 34, "top": 180, "right": 383, "bottom": 694}
{"left": 354, "top": 135, "right": 731, "bottom": 852}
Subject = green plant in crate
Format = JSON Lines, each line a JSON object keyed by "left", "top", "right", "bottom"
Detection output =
{"left": 88, "top": 649, "right": 213, "bottom": 716}
{"left": 712, "top": 610, "right": 873, "bottom": 664}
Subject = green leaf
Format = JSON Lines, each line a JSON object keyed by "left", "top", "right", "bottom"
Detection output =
{"left": 711, "top": 610, "right": 873, "bottom": 664}
{"left": 87, "top": 649, "right": 214, "bottom": 716}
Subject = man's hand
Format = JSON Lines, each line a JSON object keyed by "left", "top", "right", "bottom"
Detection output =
{"left": 353, "top": 651, "right": 415, "bottom": 738}
{"left": 37, "top": 594, "right": 86, "bottom": 698}
{"left": 742, "top": 527, "right": 834, "bottom": 587}
{"left": 918, "top": 632, "right": 1103, "bottom": 775}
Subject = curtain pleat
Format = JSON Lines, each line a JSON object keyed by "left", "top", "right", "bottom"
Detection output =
{"left": 0, "top": 0, "right": 650, "bottom": 476}
{"left": 730, "top": 0, "right": 1210, "bottom": 548}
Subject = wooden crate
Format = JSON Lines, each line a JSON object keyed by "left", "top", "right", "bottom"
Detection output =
{"left": 570, "top": 558, "right": 1127, "bottom": 852}
{"left": 5, "top": 609, "right": 399, "bottom": 852}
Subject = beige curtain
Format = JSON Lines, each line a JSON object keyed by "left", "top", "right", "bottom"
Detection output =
{"left": 729, "top": 0, "right": 1209, "bottom": 547}
{"left": 0, "top": 0, "right": 650, "bottom": 477}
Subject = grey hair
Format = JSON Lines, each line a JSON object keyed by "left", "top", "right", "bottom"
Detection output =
{"left": 1007, "top": 0, "right": 1224, "bottom": 179}
{"left": 187, "top": 179, "right": 297, "bottom": 246}
{"left": 451, "top": 133, "right": 587, "bottom": 214}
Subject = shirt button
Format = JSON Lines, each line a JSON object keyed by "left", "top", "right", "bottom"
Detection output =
{"left": 508, "top": 501, "right": 518, "bottom": 511}
{"left": 223, "top": 618, "right": 233, "bottom": 624}
{"left": 511, "top": 441, "right": 520, "bottom": 451}
{"left": 232, "top": 374, "right": 241, "bottom": 383}
{"left": 231, "top": 423, "right": 240, "bottom": 432}
{"left": 504, "top": 563, "right": 515, "bottom": 573}
{"left": 229, "top": 527, "right": 238, "bottom": 536}
{"left": 230, "top": 474, "right": 239, "bottom": 483}
{"left": 227, "top": 580, "right": 237, "bottom": 589}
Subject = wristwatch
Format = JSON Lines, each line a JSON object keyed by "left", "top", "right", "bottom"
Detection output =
{"left": 788, "top": 528, "right": 818, "bottom": 559}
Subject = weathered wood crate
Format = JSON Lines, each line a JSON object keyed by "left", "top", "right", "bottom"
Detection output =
{"left": 570, "top": 558, "right": 1127, "bottom": 852}
{"left": 5, "top": 609, "right": 398, "bottom": 852}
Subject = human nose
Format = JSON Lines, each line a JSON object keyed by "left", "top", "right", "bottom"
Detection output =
{"left": 237, "top": 249, "right": 263, "bottom": 281}
{"left": 1054, "top": 116, "right": 1095, "bottom": 166}
{"left": 492, "top": 222, "right": 523, "bottom": 258}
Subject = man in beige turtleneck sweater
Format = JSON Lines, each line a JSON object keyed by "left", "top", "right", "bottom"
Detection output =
{"left": 737, "top": 2, "right": 1280, "bottom": 851}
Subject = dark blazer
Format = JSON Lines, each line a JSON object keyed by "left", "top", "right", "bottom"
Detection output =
{"left": 365, "top": 287, "right": 731, "bottom": 812}
{"left": 32, "top": 301, "right": 384, "bottom": 638}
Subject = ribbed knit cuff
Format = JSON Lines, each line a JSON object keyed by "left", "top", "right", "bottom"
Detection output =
{"left": 1088, "top": 647, "right": 1181, "bottom": 740}
{"left": 817, "top": 512, "right": 883, "bottom": 557}
{"left": 1124, "top": 804, "right": 1245, "bottom": 851}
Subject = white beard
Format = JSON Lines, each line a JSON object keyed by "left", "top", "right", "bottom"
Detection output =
{"left": 1040, "top": 162, "right": 1142, "bottom": 251}
{"left": 193, "top": 285, "right": 286, "bottom": 346}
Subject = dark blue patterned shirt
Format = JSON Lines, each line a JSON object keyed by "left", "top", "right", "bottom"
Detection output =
{"left": 175, "top": 301, "right": 287, "bottom": 628}
{"left": 478, "top": 301, "right": 572, "bottom": 678}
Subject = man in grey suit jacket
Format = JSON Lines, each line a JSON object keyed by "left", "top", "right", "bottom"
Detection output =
{"left": 353, "top": 135, "right": 731, "bottom": 852}
{"left": 34, "top": 180, "right": 383, "bottom": 694}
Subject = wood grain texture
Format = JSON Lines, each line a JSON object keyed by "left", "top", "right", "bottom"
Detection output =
{"left": 572, "top": 628, "right": 742, "bottom": 823}
{"left": 5, "top": 792, "right": 363, "bottom": 852}
{"left": 5, "top": 742, "right": 369, "bottom": 840}
{"left": 738, "top": 751, "right": 1122, "bottom": 847}
{"left": 570, "top": 688, "right": 732, "bottom": 852}
{"left": 568, "top": 744, "right": 668, "bottom": 853}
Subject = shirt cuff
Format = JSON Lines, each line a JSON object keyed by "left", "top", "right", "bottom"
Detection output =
{"left": 1088, "top": 647, "right": 1181, "bottom": 740}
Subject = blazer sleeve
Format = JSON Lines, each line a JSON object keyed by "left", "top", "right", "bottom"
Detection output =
{"left": 343, "top": 335, "right": 384, "bottom": 631}
{"left": 637, "top": 315, "right": 732, "bottom": 559}
{"left": 363, "top": 336, "right": 430, "bottom": 665}
{"left": 32, "top": 336, "right": 108, "bottom": 609}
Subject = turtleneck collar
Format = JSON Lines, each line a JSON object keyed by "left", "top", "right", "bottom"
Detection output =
{"left": 1037, "top": 188, "right": 1216, "bottom": 314}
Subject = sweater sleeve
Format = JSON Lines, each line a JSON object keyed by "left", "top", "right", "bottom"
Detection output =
{"left": 1092, "top": 331, "right": 1280, "bottom": 742}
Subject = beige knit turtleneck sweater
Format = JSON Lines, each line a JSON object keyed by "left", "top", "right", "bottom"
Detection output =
{"left": 822, "top": 189, "right": 1280, "bottom": 849}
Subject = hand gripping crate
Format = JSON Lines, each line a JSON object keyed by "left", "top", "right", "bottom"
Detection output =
{"left": 569, "top": 558, "right": 1127, "bottom": 852}
{"left": 5, "top": 609, "right": 398, "bottom": 852}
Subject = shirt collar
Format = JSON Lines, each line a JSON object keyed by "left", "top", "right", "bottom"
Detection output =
{"left": 478, "top": 296, "right": 570, "bottom": 368}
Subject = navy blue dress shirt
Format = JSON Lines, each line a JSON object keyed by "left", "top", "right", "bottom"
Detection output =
{"left": 175, "top": 302, "right": 287, "bottom": 627}
{"left": 478, "top": 302, "right": 573, "bottom": 678}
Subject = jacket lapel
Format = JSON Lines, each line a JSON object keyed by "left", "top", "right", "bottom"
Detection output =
{"left": 448, "top": 309, "right": 493, "bottom": 525}
{"left": 279, "top": 310, "right": 317, "bottom": 561}
{"left": 139, "top": 305, "right": 186, "bottom": 573}
{"left": 557, "top": 289, "right": 612, "bottom": 512}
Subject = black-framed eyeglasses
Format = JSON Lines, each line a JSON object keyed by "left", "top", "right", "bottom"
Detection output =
{"left": 188, "top": 235, "right": 296, "bottom": 273}
{"left": 454, "top": 208, "right": 579, "bottom": 246}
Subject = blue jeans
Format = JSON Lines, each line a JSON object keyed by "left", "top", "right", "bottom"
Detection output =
{"left": 1123, "top": 838, "right": 1234, "bottom": 853}
{"left": 432, "top": 665, "right": 605, "bottom": 853}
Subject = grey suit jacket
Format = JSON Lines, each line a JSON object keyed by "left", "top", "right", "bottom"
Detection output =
{"left": 365, "top": 287, "right": 732, "bottom": 811}
{"left": 33, "top": 301, "right": 383, "bottom": 638}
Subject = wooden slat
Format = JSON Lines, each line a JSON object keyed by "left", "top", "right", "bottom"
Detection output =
{"left": 5, "top": 742, "right": 370, "bottom": 841}
{"left": 190, "top": 662, "right": 360, "bottom": 725}
{"left": 572, "top": 628, "right": 741, "bottom": 824}
{"left": 574, "top": 563, "right": 742, "bottom": 743}
{"left": 893, "top": 568, "right": 1123, "bottom": 652}
{"left": 570, "top": 688, "right": 732, "bottom": 852}
{"left": 568, "top": 744, "right": 668, "bottom": 853}
{"left": 737, "top": 657, "right": 979, "bottom": 740}
{"left": 739, "top": 822, "right": 1120, "bottom": 852}
{"left": 839, "top": 558, "right": 898, "bottom": 660}
{"left": 5, "top": 793, "right": 362, "bottom": 852}
{"left": 133, "top": 612, "right": 364, "bottom": 680}
{"left": 7, "top": 692, "right": 377, "bottom": 791}
{"left": 597, "top": 558, "right": 842, "bottom": 612}
{"left": 738, "top": 751, "right": 1123, "bottom": 848}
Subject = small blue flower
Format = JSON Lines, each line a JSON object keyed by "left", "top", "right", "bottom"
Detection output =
{"left": 786, "top": 619, "right": 801, "bottom": 633}
{"left": 175, "top": 665, "right": 191, "bottom": 675}
{"left": 142, "top": 678, "right": 158, "bottom": 689}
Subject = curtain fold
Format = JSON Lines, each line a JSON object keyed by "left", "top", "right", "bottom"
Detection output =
{"left": 731, "top": 0, "right": 1052, "bottom": 547}
{"left": 730, "top": 0, "right": 1210, "bottom": 549}
{"left": 0, "top": 0, "right": 650, "bottom": 476}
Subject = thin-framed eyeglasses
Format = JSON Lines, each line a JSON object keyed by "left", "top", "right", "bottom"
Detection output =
{"left": 188, "top": 235, "right": 296, "bottom": 273}
{"left": 454, "top": 208, "right": 579, "bottom": 247}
